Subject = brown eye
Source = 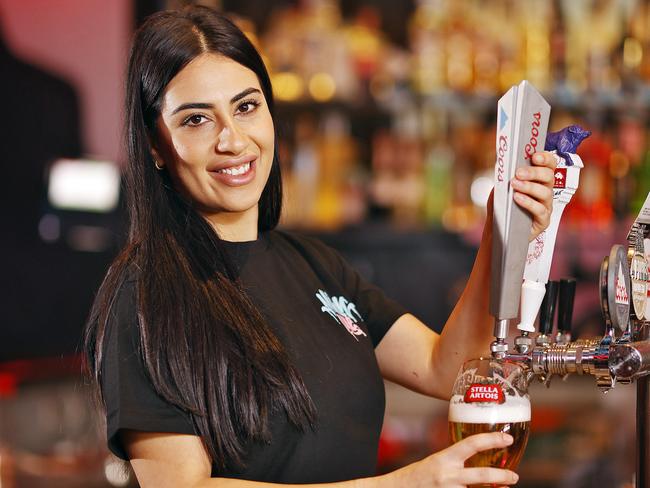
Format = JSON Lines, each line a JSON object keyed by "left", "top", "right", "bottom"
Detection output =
{"left": 183, "top": 114, "right": 208, "bottom": 127}
{"left": 236, "top": 99, "right": 260, "bottom": 115}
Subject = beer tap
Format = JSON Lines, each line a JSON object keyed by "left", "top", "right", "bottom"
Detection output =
{"left": 483, "top": 78, "right": 650, "bottom": 486}
{"left": 526, "top": 245, "right": 629, "bottom": 391}
{"left": 504, "top": 195, "right": 650, "bottom": 394}
{"left": 489, "top": 81, "right": 551, "bottom": 360}
{"left": 512, "top": 282, "right": 558, "bottom": 377}
{"left": 483, "top": 83, "right": 649, "bottom": 392}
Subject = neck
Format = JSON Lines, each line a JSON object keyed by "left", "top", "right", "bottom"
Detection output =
{"left": 204, "top": 207, "right": 259, "bottom": 242}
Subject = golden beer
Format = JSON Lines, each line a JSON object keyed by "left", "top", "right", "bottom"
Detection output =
{"left": 448, "top": 395, "right": 531, "bottom": 488}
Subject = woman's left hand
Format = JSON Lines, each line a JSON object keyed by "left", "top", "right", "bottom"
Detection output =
{"left": 510, "top": 151, "right": 557, "bottom": 241}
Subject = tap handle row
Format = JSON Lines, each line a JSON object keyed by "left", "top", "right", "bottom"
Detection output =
{"left": 539, "top": 281, "right": 558, "bottom": 336}
{"left": 538, "top": 278, "right": 576, "bottom": 337}
{"left": 557, "top": 278, "right": 576, "bottom": 335}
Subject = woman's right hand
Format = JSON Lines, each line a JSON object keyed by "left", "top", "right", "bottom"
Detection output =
{"left": 386, "top": 432, "right": 519, "bottom": 488}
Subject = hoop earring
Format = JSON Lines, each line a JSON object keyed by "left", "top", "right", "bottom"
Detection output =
{"left": 154, "top": 159, "right": 164, "bottom": 171}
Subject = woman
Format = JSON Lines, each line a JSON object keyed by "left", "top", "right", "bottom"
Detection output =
{"left": 85, "top": 6, "right": 557, "bottom": 487}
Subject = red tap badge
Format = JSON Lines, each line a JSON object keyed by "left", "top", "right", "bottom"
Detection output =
{"left": 554, "top": 168, "right": 567, "bottom": 188}
{"left": 464, "top": 383, "right": 505, "bottom": 404}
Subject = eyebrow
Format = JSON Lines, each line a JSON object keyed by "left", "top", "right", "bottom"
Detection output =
{"left": 171, "top": 87, "right": 262, "bottom": 115}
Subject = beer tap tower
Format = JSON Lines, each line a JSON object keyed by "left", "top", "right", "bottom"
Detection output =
{"left": 489, "top": 82, "right": 650, "bottom": 486}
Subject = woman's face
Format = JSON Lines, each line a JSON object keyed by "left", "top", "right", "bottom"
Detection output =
{"left": 153, "top": 53, "right": 275, "bottom": 227}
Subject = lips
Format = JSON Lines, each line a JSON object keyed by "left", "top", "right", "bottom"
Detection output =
{"left": 215, "top": 160, "right": 251, "bottom": 176}
{"left": 209, "top": 154, "right": 256, "bottom": 173}
{"left": 208, "top": 158, "right": 257, "bottom": 187}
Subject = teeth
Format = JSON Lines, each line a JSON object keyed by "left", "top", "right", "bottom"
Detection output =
{"left": 217, "top": 162, "right": 251, "bottom": 176}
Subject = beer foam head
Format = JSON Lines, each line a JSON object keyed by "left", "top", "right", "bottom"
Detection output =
{"left": 448, "top": 395, "right": 531, "bottom": 423}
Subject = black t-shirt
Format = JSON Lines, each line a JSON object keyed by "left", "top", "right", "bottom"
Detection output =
{"left": 101, "top": 230, "right": 407, "bottom": 482}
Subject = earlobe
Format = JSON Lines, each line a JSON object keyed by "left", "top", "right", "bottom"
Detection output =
{"left": 146, "top": 131, "right": 165, "bottom": 170}
{"left": 150, "top": 147, "right": 164, "bottom": 171}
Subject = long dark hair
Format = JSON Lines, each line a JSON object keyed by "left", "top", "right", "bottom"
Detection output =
{"left": 84, "top": 6, "right": 314, "bottom": 471}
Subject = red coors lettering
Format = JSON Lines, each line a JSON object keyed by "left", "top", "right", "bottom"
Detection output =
{"left": 496, "top": 135, "right": 508, "bottom": 182}
{"left": 464, "top": 383, "right": 506, "bottom": 404}
{"left": 524, "top": 112, "right": 542, "bottom": 160}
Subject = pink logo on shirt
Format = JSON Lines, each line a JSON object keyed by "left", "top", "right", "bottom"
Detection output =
{"left": 315, "top": 289, "right": 367, "bottom": 340}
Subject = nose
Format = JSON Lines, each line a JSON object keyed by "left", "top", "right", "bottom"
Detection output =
{"left": 216, "top": 119, "right": 247, "bottom": 155}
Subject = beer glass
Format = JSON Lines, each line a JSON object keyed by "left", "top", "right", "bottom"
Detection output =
{"left": 448, "top": 358, "right": 530, "bottom": 483}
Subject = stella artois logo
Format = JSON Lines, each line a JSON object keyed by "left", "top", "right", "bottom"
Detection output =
{"left": 554, "top": 168, "right": 567, "bottom": 189}
{"left": 464, "top": 383, "right": 505, "bottom": 404}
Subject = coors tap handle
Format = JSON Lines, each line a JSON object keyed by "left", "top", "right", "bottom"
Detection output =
{"left": 490, "top": 81, "right": 551, "bottom": 358}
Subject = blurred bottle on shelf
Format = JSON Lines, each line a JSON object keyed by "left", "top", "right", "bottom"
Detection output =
{"left": 440, "top": 118, "right": 484, "bottom": 233}
{"left": 549, "top": 0, "right": 568, "bottom": 93}
{"left": 409, "top": 0, "right": 446, "bottom": 95}
{"left": 423, "top": 137, "right": 453, "bottom": 224}
{"left": 521, "top": 0, "right": 552, "bottom": 91}
{"left": 444, "top": 2, "right": 475, "bottom": 93}
{"left": 283, "top": 114, "right": 320, "bottom": 227}
{"left": 343, "top": 5, "right": 385, "bottom": 103}
{"left": 369, "top": 107, "right": 426, "bottom": 227}
{"left": 565, "top": 0, "right": 624, "bottom": 93}
{"left": 315, "top": 111, "right": 359, "bottom": 229}
{"left": 264, "top": 0, "right": 358, "bottom": 103}
{"left": 612, "top": 116, "right": 644, "bottom": 217}
{"left": 283, "top": 110, "right": 362, "bottom": 229}
{"left": 420, "top": 106, "right": 453, "bottom": 224}
{"left": 260, "top": 0, "right": 649, "bottom": 232}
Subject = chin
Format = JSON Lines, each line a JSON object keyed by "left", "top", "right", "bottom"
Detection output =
{"left": 211, "top": 198, "right": 261, "bottom": 215}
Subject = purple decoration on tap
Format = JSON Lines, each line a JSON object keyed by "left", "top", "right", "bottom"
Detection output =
{"left": 544, "top": 125, "right": 591, "bottom": 165}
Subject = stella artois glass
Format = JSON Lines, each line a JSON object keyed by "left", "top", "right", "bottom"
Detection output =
{"left": 449, "top": 358, "right": 530, "bottom": 486}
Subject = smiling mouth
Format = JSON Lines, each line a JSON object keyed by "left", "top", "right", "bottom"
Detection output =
{"left": 215, "top": 161, "right": 252, "bottom": 176}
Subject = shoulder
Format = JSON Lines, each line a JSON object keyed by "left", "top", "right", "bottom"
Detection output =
{"left": 102, "top": 263, "right": 142, "bottom": 350}
{"left": 268, "top": 229, "right": 341, "bottom": 263}
{"left": 266, "top": 230, "right": 351, "bottom": 285}
{"left": 108, "top": 266, "right": 139, "bottom": 314}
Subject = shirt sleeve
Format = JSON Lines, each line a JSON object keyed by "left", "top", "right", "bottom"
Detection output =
{"left": 332, "top": 249, "right": 408, "bottom": 347}
{"left": 101, "top": 279, "right": 196, "bottom": 460}
{"left": 292, "top": 234, "right": 409, "bottom": 347}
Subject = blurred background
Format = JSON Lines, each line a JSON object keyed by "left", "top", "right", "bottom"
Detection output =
{"left": 0, "top": 0, "right": 647, "bottom": 486}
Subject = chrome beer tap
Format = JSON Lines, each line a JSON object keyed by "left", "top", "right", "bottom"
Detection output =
{"left": 485, "top": 78, "right": 650, "bottom": 486}
{"left": 499, "top": 195, "right": 650, "bottom": 395}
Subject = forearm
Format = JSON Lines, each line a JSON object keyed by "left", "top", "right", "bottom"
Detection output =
{"left": 375, "top": 219, "right": 497, "bottom": 400}
{"left": 430, "top": 220, "right": 496, "bottom": 400}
